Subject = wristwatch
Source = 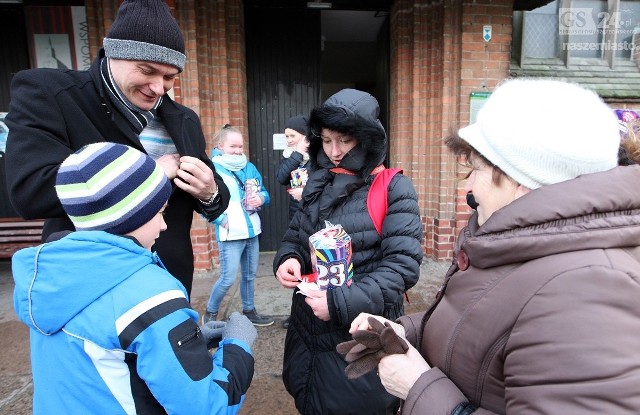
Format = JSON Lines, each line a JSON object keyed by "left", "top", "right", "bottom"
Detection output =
{"left": 199, "top": 188, "right": 219, "bottom": 206}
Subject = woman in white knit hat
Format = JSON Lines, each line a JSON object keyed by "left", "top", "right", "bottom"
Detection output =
{"left": 348, "top": 78, "right": 640, "bottom": 414}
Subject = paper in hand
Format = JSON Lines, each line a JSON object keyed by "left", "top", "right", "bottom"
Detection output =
{"left": 296, "top": 281, "right": 322, "bottom": 297}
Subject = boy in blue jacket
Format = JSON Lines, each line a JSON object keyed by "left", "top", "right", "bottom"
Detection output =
{"left": 12, "top": 142, "right": 256, "bottom": 415}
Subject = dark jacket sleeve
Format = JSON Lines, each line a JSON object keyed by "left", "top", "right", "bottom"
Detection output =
{"left": 168, "top": 103, "right": 230, "bottom": 220}
{"left": 275, "top": 152, "right": 304, "bottom": 185}
{"left": 328, "top": 175, "right": 423, "bottom": 327}
{"left": 5, "top": 70, "right": 78, "bottom": 220}
{"left": 197, "top": 159, "right": 230, "bottom": 220}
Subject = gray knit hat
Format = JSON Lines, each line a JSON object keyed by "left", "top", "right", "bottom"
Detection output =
{"left": 103, "top": 0, "right": 186, "bottom": 72}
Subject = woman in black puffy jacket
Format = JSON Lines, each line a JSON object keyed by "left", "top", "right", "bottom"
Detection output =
{"left": 274, "top": 88, "right": 423, "bottom": 415}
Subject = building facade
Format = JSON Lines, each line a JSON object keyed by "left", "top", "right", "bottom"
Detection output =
{"left": 1, "top": 0, "right": 638, "bottom": 269}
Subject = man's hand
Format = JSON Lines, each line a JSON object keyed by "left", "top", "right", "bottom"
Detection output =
{"left": 156, "top": 153, "right": 181, "bottom": 180}
{"left": 174, "top": 156, "right": 217, "bottom": 200}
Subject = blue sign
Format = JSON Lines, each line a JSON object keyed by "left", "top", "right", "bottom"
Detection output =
{"left": 483, "top": 25, "right": 492, "bottom": 42}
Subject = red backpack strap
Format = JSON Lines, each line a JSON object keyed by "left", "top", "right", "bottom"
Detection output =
{"left": 367, "top": 166, "right": 410, "bottom": 304}
{"left": 367, "top": 167, "right": 402, "bottom": 236}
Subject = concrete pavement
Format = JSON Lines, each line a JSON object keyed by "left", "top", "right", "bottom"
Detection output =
{"left": 0, "top": 252, "right": 447, "bottom": 415}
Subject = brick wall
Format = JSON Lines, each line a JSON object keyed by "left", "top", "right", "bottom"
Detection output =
{"left": 84, "top": 0, "right": 514, "bottom": 269}
{"left": 389, "top": 0, "right": 455, "bottom": 260}
{"left": 389, "top": 0, "right": 512, "bottom": 261}
{"left": 456, "top": 0, "right": 512, "bottom": 244}
{"left": 176, "top": 0, "right": 247, "bottom": 271}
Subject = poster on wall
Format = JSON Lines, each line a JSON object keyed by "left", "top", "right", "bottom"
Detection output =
{"left": 273, "top": 133, "right": 287, "bottom": 151}
{"left": 26, "top": 5, "right": 90, "bottom": 71}
{"left": 34, "top": 34, "right": 72, "bottom": 69}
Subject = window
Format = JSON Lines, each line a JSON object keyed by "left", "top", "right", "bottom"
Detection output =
{"left": 513, "top": 0, "right": 640, "bottom": 67}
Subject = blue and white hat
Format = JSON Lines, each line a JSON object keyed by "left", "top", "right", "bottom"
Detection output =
{"left": 55, "top": 142, "right": 172, "bottom": 235}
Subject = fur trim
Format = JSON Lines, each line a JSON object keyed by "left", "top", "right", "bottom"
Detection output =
{"left": 308, "top": 90, "right": 387, "bottom": 178}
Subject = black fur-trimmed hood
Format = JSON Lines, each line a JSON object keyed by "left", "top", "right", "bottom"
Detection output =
{"left": 308, "top": 89, "right": 387, "bottom": 178}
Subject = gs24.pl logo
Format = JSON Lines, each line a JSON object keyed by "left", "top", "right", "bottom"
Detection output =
{"left": 559, "top": 8, "right": 634, "bottom": 35}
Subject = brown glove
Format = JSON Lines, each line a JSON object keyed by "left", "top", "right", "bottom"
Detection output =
{"left": 336, "top": 317, "right": 409, "bottom": 379}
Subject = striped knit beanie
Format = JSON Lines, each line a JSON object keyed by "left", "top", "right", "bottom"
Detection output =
{"left": 55, "top": 143, "right": 172, "bottom": 235}
{"left": 103, "top": 0, "right": 186, "bottom": 72}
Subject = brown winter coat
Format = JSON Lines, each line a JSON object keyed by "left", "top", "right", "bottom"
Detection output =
{"left": 398, "top": 165, "right": 640, "bottom": 414}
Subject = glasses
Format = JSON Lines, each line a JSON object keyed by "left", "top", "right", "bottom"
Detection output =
{"left": 222, "top": 123, "right": 232, "bottom": 129}
{"left": 456, "top": 155, "right": 472, "bottom": 169}
{"left": 456, "top": 153, "right": 494, "bottom": 170}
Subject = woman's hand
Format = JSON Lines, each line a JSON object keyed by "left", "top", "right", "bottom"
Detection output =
{"left": 245, "top": 192, "right": 263, "bottom": 208}
{"left": 275, "top": 258, "right": 302, "bottom": 289}
{"left": 288, "top": 187, "right": 304, "bottom": 201}
{"left": 305, "top": 290, "right": 330, "bottom": 321}
{"left": 350, "top": 313, "right": 405, "bottom": 338}
{"left": 219, "top": 214, "right": 229, "bottom": 230}
{"left": 296, "top": 136, "right": 309, "bottom": 155}
{"left": 378, "top": 342, "right": 430, "bottom": 400}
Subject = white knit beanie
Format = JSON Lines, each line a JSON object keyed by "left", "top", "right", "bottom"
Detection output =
{"left": 458, "top": 79, "right": 620, "bottom": 189}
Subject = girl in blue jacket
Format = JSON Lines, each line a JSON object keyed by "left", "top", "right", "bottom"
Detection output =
{"left": 203, "top": 125, "right": 273, "bottom": 327}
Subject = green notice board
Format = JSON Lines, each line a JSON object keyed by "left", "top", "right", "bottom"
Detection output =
{"left": 470, "top": 92, "right": 491, "bottom": 123}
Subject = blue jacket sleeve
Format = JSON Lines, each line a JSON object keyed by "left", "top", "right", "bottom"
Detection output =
{"left": 128, "top": 302, "right": 254, "bottom": 415}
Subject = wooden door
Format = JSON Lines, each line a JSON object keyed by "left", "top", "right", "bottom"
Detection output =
{"left": 245, "top": 4, "right": 321, "bottom": 251}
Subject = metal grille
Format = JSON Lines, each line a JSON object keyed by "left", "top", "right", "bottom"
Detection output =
{"left": 523, "top": 13, "right": 559, "bottom": 58}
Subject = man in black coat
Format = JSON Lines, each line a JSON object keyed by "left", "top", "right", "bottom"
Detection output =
{"left": 4, "top": 0, "right": 229, "bottom": 296}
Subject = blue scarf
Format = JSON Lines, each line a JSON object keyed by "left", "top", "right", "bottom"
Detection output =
{"left": 212, "top": 150, "right": 248, "bottom": 172}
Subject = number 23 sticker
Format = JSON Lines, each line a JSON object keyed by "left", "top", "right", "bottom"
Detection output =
{"left": 316, "top": 260, "right": 347, "bottom": 288}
